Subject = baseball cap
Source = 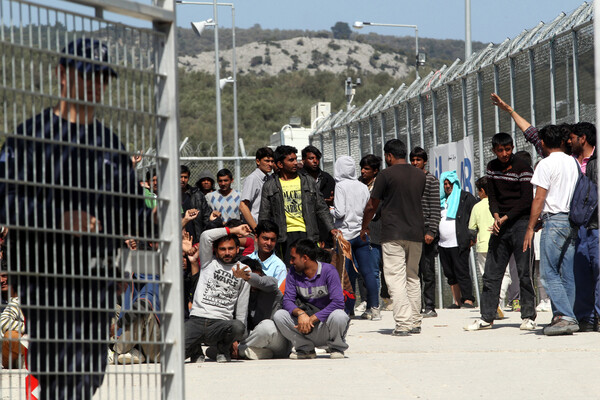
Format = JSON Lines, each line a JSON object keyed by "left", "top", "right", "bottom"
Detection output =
{"left": 59, "top": 38, "right": 118, "bottom": 78}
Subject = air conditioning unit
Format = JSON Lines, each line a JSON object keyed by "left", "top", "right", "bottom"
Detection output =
{"left": 310, "top": 102, "right": 331, "bottom": 128}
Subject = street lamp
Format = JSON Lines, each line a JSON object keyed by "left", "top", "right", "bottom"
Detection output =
{"left": 353, "top": 21, "right": 424, "bottom": 80}
{"left": 191, "top": 18, "right": 214, "bottom": 35}
{"left": 179, "top": 1, "right": 239, "bottom": 176}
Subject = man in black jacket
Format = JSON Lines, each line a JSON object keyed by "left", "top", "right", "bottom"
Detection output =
{"left": 438, "top": 171, "right": 477, "bottom": 308}
{"left": 181, "top": 165, "right": 221, "bottom": 244}
{"left": 259, "top": 145, "right": 338, "bottom": 265}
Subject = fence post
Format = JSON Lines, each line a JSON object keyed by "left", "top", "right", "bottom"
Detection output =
{"left": 461, "top": 77, "right": 469, "bottom": 139}
{"left": 447, "top": 85, "right": 453, "bottom": 142}
{"left": 419, "top": 95, "right": 426, "bottom": 148}
{"left": 406, "top": 104, "right": 412, "bottom": 151}
{"left": 368, "top": 117, "right": 375, "bottom": 154}
{"left": 319, "top": 132, "right": 325, "bottom": 155}
{"left": 380, "top": 113, "right": 386, "bottom": 162}
{"left": 509, "top": 57, "right": 517, "bottom": 145}
{"left": 331, "top": 129, "right": 337, "bottom": 162}
{"left": 493, "top": 64, "right": 500, "bottom": 133}
{"left": 572, "top": 30, "right": 580, "bottom": 122}
{"left": 529, "top": 49, "right": 537, "bottom": 157}
{"left": 476, "top": 71, "right": 485, "bottom": 177}
{"left": 432, "top": 91, "right": 438, "bottom": 146}
{"left": 155, "top": 2, "right": 185, "bottom": 397}
{"left": 357, "top": 122, "right": 364, "bottom": 157}
{"left": 549, "top": 39, "right": 557, "bottom": 124}
{"left": 346, "top": 125, "right": 351, "bottom": 156}
{"left": 393, "top": 106, "right": 400, "bottom": 139}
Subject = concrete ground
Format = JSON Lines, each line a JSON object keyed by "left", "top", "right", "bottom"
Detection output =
{"left": 2, "top": 307, "right": 599, "bottom": 399}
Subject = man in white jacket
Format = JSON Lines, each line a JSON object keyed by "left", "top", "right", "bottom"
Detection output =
{"left": 185, "top": 225, "right": 252, "bottom": 363}
{"left": 330, "top": 156, "right": 380, "bottom": 320}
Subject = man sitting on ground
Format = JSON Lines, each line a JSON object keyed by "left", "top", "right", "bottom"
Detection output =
{"left": 273, "top": 239, "right": 349, "bottom": 359}
{"left": 235, "top": 258, "right": 290, "bottom": 360}
{"left": 248, "top": 221, "right": 287, "bottom": 291}
{"left": 185, "top": 225, "right": 252, "bottom": 362}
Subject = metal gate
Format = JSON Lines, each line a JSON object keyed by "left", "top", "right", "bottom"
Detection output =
{"left": 0, "top": 0, "right": 183, "bottom": 398}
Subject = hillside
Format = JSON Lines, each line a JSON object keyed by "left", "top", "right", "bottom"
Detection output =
{"left": 179, "top": 37, "right": 412, "bottom": 78}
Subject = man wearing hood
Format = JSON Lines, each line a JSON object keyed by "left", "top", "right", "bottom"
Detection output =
{"left": 330, "top": 156, "right": 380, "bottom": 320}
{"left": 438, "top": 171, "right": 477, "bottom": 308}
{"left": 196, "top": 170, "right": 216, "bottom": 196}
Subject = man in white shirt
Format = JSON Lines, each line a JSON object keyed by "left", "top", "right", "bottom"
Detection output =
{"left": 524, "top": 124, "right": 579, "bottom": 336}
{"left": 239, "top": 148, "right": 274, "bottom": 229}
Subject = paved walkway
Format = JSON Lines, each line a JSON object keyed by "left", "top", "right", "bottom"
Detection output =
{"left": 184, "top": 307, "right": 599, "bottom": 400}
{"left": 2, "top": 308, "right": 599, "bottom": 399}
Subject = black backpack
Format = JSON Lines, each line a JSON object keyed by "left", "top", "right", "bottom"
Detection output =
{"left": 569, "top": 158, "right": 598, "bottom": 227}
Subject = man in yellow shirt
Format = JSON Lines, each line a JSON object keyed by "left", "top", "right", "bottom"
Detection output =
{"left": 259, "top": 145, "right": 339, "bottom": 265}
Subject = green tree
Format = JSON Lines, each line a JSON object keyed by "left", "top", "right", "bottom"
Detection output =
{"left": 331, "top": 22, "right": 352, "bottom": 40}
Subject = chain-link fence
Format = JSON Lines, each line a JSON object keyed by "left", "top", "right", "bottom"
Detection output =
{"left": 0, "top": 0, "right": 183, "bottom": 399}
{"left": 310, "top": 2, "right": 594, "bottom": 308}
{"left": 312, "top": 2, "right": 594, "bottom": 177}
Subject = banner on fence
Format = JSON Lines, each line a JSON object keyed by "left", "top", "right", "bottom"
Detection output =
{"left": 431, "top": 136, "right": 475, "bottom": 195}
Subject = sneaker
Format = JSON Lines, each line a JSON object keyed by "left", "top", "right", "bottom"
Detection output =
{"left": 117, "top": 347, "right": 145, "bottom": 364}
{"left": 495, "top": 307, "right": 504, "bottom": 320}
{"left": 463, "top": 319, "right": 493, "bottom": 331}
{"left": 216, "top": 353, "right": 231, "bottom": 363}
{"left": 189, "top": 348, "right": 205, "bottom": 363}
{"left": 361, "top": 307, "right": 381, "bottom": 320}
{"left": 289, "top": 350, "right": 317, "bottom": 360}
{"left": 409, "top": 326, "right": 421, "bottom": 334}
{"left": 421, "top": 309, "right": 438, "bottom": 318}
{"left": 578, "top": 320, "right": 597, "bottom": 332}
{"left": 543, "top": 317, "right": 579, "bottom": 336}
{"left": 355, "top": 301, "right": 367, "bottom": 314}
{"left": 391, "top": 329, "right": 410, "bottom": 336}
{"left": 536, "top": 298, "right": 552, "bottom": 312}
{"left": 512, "top": 299, "right": 521, "bottom": 312}
{"left": 520, "top": 318, "right": 537, "bottom": 331}
{"left": 381, "top": 298, "right": 394, "bottom": 311}
{"left": 329, "top": 350, "right": 345, "bottom": 359}
{"left": 107, "top": 349, "right": 115, "bottom": 365}
{"left": 243, "top": 346, "right": 274, "bottom": 360}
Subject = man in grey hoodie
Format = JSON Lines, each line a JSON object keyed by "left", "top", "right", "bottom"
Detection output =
{"left": 331, "top": 156, "right": 380, "bottom": 320}
{"left": 184, "top": 225, "right": 252, "bottom": 363}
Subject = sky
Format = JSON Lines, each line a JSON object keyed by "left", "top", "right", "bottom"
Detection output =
{"left": 45, "top": 0, "right": 589, "bottom": 44}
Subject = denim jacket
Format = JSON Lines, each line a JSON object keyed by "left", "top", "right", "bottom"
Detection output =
{"left": 258, "top": 172, "right": 333, "bottom": 243}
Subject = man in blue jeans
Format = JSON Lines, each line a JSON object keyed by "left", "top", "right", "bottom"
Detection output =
{"left": 330, "top": 156, "right": 380, "bottom": 320}
{"left": 523, "top": 125, "right": 580, "bottom": 336}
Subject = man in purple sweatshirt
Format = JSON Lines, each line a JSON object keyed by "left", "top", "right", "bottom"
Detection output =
{"left": 273, "top": 239, "right": 349, "bottom": 359}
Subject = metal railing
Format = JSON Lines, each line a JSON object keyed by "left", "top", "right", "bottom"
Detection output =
{"left": 0, "top": 0, "right": 183, "bottom": 398}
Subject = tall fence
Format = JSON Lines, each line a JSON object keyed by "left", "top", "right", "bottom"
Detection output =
{"left": 0, "top": 0, "right": 183, "bottom": 399}
{"left": 311, "top": 2, "right": 594, "bottom": 178}
{"left": 310, "top": 2, "right": 594, "bottom": 308}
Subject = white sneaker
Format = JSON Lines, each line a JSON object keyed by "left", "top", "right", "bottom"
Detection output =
{"left": 463, "top": 319, "right": 493, "bottom": 331}
{"left": 536, "top": 299, "right": 551, "bottom": 312}
{"left": 107, "top": 349, "right": 115, "bottom": 365}
{"left": 520, "top": 318, "right": 537, "bottom": 331}
{"left": 355, "top": 301, "right": 367, "bottom": 314}
{"left": 117, "top": 347, "right": 145, "bottom": 364}
{"left": 243, "top": 346, "right": 274, "bottom": 360}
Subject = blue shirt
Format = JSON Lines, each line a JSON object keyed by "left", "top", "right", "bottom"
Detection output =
{"left": 248, "top": 250, "right": 287, "bottom": 287}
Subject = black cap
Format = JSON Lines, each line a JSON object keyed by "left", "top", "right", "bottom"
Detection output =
{"left": 59, "top": 38, "right": 117, "bottom": 78}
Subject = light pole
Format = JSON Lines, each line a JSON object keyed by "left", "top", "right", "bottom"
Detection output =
{"left": 179, "top": 1, "right": 239, "bottom": 175}
{"left": 353, "top": 21, "right": 424, "bottom": 80}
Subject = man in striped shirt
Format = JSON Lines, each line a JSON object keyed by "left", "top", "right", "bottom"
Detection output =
{"left": 465, "top": 133, "right": 537, "bottom": 331}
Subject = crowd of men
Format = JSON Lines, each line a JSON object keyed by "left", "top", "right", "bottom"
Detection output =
{"left": 0, "top": 38, "right": 598, "bottom": 400}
